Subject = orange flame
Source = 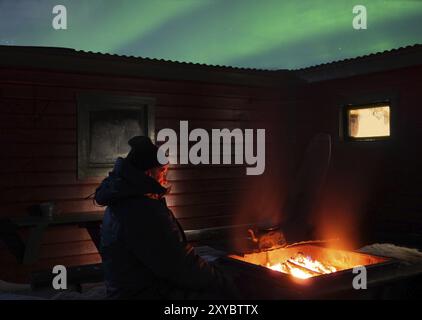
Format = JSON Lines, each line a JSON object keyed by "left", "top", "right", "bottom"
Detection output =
{"left": 266, "top": 252, "right": 337, "bottom": 279}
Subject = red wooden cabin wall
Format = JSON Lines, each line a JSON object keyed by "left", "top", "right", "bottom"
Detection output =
{"left": 290, "top": 65, "right": 422, "bottom": 247}
{"left": 1, "top": 58, "right": 420, "bottom": 283}
{"left": 0, "top": 67, "right": 291, "bottom": 281}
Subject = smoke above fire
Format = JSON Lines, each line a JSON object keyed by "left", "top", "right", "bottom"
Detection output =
{"left": 231, "top": 100, "right": 379, "bottom": 251}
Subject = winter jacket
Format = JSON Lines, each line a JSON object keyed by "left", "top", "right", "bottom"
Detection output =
{"left": 95, "top": 157, "right": 236, "bottom": 299}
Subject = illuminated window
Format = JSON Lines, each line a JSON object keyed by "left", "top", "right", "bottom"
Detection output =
{"left": 345, "top": 103, "right": 390, "bottom": 140}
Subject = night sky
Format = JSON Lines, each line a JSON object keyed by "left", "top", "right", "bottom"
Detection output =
{"left": 1, "top": 0, "right": 421, "bottom": 69}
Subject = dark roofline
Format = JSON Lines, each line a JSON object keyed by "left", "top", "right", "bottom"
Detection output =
{"left": 293, "top": 44, "right": 422, "bottom": 82}
{"left": 1, "top": 44, "right": 421, "bottom": 85}
{"left": 1, "top": 45, "right": 273, "bottom": 72}
{"left": 0, "top": 45, "right": 296, "bottom": 87}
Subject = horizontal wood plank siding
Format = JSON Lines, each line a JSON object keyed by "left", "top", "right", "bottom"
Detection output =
{"left": 0, "top": 66, "right": 284, "bottom": 281}
{"left": 291, "top": 65, "right": 422, "bottom": 247}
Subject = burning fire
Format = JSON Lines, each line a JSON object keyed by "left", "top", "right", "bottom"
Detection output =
{"left": 266, "top": 252, "right": 337, "bottom": 279}
{"left": 229, "top": 244, "right": 388, "bottom": 283}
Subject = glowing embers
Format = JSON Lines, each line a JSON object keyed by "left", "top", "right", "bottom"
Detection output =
{"left": 266, "top": 252, "right": 337, "bottom": 279}
{"left": 348, "top": 105, "right": 390, "bottom": 139}
{"left": 228, "top": 245, "right": 388, "bottom": 281}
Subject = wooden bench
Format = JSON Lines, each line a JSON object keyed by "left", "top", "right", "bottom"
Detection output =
{"left": 0, "top": 212, "right": 103, "bottom": 265}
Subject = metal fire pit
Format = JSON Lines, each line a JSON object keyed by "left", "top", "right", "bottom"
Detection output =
{"left": 217, "top": 244, "right": 400, "bottom": 299}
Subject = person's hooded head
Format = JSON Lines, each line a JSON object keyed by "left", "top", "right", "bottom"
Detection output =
{"left": 93, "top": 136, "right": 170, "bottom": 206}
{"left": 126, "top": 136, "right": 169, "bottom": 186}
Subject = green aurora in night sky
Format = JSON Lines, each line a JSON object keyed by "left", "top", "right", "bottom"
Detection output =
{"left": 1, "top": 0, "right": 421, "bottom": 69}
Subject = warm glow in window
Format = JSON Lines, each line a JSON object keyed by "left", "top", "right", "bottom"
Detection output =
{"left": 348, "top": 105, "right": 390, "bottom": 138}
